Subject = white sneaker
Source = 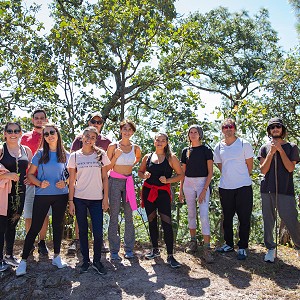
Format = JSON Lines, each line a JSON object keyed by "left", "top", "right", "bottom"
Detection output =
{"left": 52, "top": 255, "right": 67, "bottom": 269}
{"left": 264, "top": 249, "right": 275, "bottom": 263}
{"left": 16, "top": 260, "right": 27, "bottom": 276}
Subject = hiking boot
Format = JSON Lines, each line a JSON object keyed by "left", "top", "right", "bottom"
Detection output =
{"left": 38, "top": 240, "right": 49, "bottom": 256}
{"left": 216, "top": 244, "right": 234, "bottom": 253}
{"left": 124, "top": 251, "right": 135, "bottom": 259}
{"left": 0, "top": 259, "right": 9, "bottom": 272}
{"left": 186, "top": 239, "right": 198, "bottom": 253}
{"left": 167, "top": 255, "right": 181, "bottom": 268}
{"left": 67, "top": 239, "right": 80, "bottom": 255}
{"left": 237, "top": 248, "right": 247, "bottom": 260}
{"left": 92, "top": 261, "right": 107, "bottom": 275}
{"left": 16, "top": 260, "right": 27, "bottom": 276}
{"left": 264, "top": 249, "right": 275, "bottom": 263}
{"left": 145, "top": 248, "right": 160, "bottom": 260}
{"left": 101, "top": 241, "right": 109, "bottom": 253}
{"left": 80, "top": 261, "right": 90, "bottom": 274}
{"left": 52, "top": 255, "right": 67, "bottom": 269}
{"left": 203, "top": 248, "right": 214, "bottom": 263}
{"left": 4, "top": 255, "right": 19, "bottom": 267}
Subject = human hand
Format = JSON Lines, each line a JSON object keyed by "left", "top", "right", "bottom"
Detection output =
{"left": 56, "top": 180, "right": 66, "bottom": 189}
{"left": 6, "top": 172, "right": 19, "bottom": 182}
{"left": 198, "top": 189, "right": 207, "bottom": 204}
{"left": 40, "top": 180, "right": 50, "bottom": 189}
{"left": 69, "top": 201, "right": 75, "bottom": 216}
{"left": 114, "top": 147, "right": 123, "bottom": 158}
{"left": 159, "top": 176, "right": 167, "bottom": 184}
{"left": 178, "top": 190, "right": 185, "bottom": 203}
{"left": 143, "top": 171, "right": 151, "bottom": 179}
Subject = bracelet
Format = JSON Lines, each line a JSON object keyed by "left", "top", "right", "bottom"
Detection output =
{"left": 68, "top": 200, "right": 73, "bottom": 202}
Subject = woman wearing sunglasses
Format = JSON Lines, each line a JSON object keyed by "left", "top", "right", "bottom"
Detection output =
{"left": 0, "top": 122, "right": 32, "bottom": 272}
{"left": 179, "top": 125, "right": 214, "bottom": 263}
{"left": 106, "top": 119, "right": 141, "bottom": 260}
{"left": 68, "top": 127, "right": 110, "bottom": 274}
{"left": 16, "top": 124, "right": 69, "bottom": 276}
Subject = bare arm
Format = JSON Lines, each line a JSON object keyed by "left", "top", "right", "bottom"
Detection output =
{"left": 179, "top": 164, "right": 186, "bottom": 202}
{"left": 27, "top": 164, "right": 50, "bottom": 188}
{"left": 245, "top": 157, "right": 253, "bottom": 175}
{"left": 68, "top": 167, "right": 76, "bottom": 215}
{"left": 106, "top": 143, "right": 122, "bottom": 170}
{"left": 161, "top": 155, "right": 184, "bottom": 184}
{"left": 138, "top": 154, "right": 151, "bottom": 179}
{"left": 102, "top": 165, "right": 109, "bottom": 211}
{"left": 198, "top": 160, "right": 213, "bottom": 203}
{"left": 134, "top": 145, "right": 142, "bottom": 165}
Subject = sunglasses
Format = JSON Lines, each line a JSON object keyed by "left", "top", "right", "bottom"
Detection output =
{"left": 269, "top": 124, "right": 282, "bottom": 130}
{"left": 222, "top": 124, "right": 234, "bottom": 130}
{"left": 44, "top": 130, "right": 56, "bottom": 137}
{"left": 6, "top": 129, "right": 21, "bottom": 134}
{"left": 90, "top": 119, "right": 103, "bottom": 125}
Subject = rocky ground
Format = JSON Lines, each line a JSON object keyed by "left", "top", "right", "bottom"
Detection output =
{"left": 0, "top": 241, "right": 299, "bottom": 300}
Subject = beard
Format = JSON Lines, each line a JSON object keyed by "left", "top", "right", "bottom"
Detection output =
{"left": 34, "top": 125, "right": 43, "bottom": 129}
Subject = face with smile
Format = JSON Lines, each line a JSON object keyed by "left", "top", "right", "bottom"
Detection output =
{"left": 154, "top": 134, "right": 168, "bottom": 149}
{"left": 4, "top": 124, "right": 22, "bottom": 143}
{"left": 269, "top": 124, "right": 283, "bottom": 139}
{"left": 43, "top": 127, "right": 58, "bottom": 145}
{"left": 120, "top": 123, "right": 134, "bottom": 139}
{"left": 188, "top": 128, "right": 201, "bottom": 142}
{"left": 82, "top": 130, "right": 97, "bottom": 147}
{"left": 32, "top": 112, "right": 47, "bottom": 129}
{"left": 222, "top": 121, "right": 236, "bottom": 138}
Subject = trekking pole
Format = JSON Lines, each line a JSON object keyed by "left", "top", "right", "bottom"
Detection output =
{"left": 274, "top": 151, "right": 279, "bottom": 259}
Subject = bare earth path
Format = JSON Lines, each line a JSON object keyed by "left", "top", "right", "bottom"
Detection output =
{"left": 0, "top": 241, "right": 299, "bottom": 299}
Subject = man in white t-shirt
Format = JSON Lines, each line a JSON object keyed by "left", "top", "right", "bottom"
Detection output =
{"left": 213, "top": 118, "right": 254, "bottom": 260}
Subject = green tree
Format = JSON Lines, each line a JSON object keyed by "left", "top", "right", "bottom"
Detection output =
{"left": 288, "top": 0, "right": 300, "bottom": 35}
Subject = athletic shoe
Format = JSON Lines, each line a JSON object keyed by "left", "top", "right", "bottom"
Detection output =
{"left": 264, "top": 249, "right": 275, "bottom": 263}
{"left": 124, "top": 251, "right": 135, "bottom": 259}
{"left": 38, "top": 240, "right": 49, "bottom": 255}
{"left": 16, "top": 260, "right": 27, "bottom": 276}
{"left": 101, "top": 241, "right": 110, "bottom": 253}
{"left": 80, "top": 261, "right": 90, "bottom": 274}
{"left": 237, "top": 248, "right": 247, "bottom": 260}
{"left": 216, "top": 244, "right": 234, "bottom": 253}
{"left": 203, "top": 248, "right": 214, "bottom": 263}
{"left": 92, "top": 261, "right": 107, "bottom": 275}
{"left": 110, "top": 253, "right": 122, "bottom": 261}
{"left": 4, "top": 255, "right": 19, "bottom": 267}
{"left": 0, "top": 260, "right": 9, "bottom": 272}
{"left": 186, "top": 240, "right": 198, "bottom": 253}
{"left": 52, "top": 255, "right": 68, "bottom": 268}
{"left": 145, "top": 248, "right": 160, "bottom": 260}
{"left": 67, "top": 239, "right": 80, "bottom": 255}
{"left": 167, "top": 255, "right": 181, "bottom": 268}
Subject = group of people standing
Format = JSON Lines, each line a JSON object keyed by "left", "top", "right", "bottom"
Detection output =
{"left": 0, "top": 110, "right": 299, "bottom": 277}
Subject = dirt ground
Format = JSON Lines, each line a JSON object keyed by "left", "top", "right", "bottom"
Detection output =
{"left": 0, "top": 241, "right": 299, "bottom": 300}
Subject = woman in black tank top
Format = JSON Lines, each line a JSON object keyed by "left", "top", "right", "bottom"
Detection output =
{"left": 138, "top": 133, "right": 183, "bottom": 269}
{"left": 0, "top": 122, "right": 32, "bottom": 272}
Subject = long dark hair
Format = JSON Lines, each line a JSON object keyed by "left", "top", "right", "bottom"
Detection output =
{"left": 38, "top": 124, "right": 67, "bottom": 164}
{"left": 155, "top": 132, "right": 172, "bottom": 160}
{"left": 82, "top": 127, "right": 104, "bottom": 163}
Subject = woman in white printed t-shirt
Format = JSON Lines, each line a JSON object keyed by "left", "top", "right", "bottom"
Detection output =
{"left": 68, "top": 127, "right": 110, "bottom": 275}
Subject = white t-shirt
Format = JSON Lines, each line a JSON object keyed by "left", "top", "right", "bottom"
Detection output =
{"left": 67, "top": 150, "right": 110, "bottom": 200}
{"left": 213, "top": 138, "right": 253, "bottom": 189}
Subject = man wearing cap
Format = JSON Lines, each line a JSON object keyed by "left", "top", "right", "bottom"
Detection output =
{"left": 214, "top": 118, "right": 254, "bottom": 260}
{"left": 67, "top": 112, "right": 111, "bottom": 254}
{"left": 258, "top": 117, "right": 300, "bottom": 262}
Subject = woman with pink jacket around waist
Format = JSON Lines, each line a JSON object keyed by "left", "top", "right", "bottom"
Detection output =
{"left": 106, "top": 119, "right": 141, "bottom": 261}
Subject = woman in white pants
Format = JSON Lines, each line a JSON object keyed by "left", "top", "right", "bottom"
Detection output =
{"left": 179, "top": 125, "right": 213, "bottom": 263}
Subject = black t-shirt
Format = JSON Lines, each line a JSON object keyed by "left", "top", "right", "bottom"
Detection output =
{"left": 181, "top": 145, "right": 213, "bottom": 177}
{"left": 258, "top": 142, "right": 300, "bottom": 195}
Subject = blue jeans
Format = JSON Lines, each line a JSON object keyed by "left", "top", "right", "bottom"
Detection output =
{"left": 74, "top": 198, "right": 103, "bottom": 263}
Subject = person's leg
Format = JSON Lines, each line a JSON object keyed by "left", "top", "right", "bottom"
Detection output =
{"left": 0, "top": 216, "right": 8, "bottom": 261}
{"left": 5, "top": 193, "right": 25, "bottom": 256}
{"left": 236, "top": 185, "right": 253, "bottom": 249}
{"left": 123, "top": 183, "right": 135, "bottom": 254}
{"left": 143, "top": 187, "right": 159, "bottom": 249}
{"left": 261, "top": 193, "right": 276, "bottom": 250}
{"left": 23, "top": 185, "right": 35, "bottom": 233}
{"left": 219, "top": 188, "right": 236, "bottom": 248}
{"left": 22, "top": 195, "right": 51, "bottom": 259}
{"left": 277, "top": 194, "right": 300, "bottom": 249}
{"left": 51, "top": 194, "right": 68, "bottom": 255}
{"left": 108, "top": 177, "right": 122, "bottom": 255}
{"left": 88, "top": 200, "right": 103, "bottom": 263}
{"left": 74, "top": 198, "right": 90, "bottom": 263}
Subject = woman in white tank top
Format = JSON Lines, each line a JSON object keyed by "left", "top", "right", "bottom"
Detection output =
{"left": 106, "top": 120, "right": 141, "bottom": 260}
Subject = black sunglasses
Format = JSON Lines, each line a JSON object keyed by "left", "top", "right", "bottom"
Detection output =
{"left": 90, "top": 119, "right": 103, "bottom": 125}
{"left": 269, "top": 124, "right": 282, "bottom": 130}
{"left": 44, "top": 130, "right": 56, "bottom": 137}
{"left": 6, "top": 129, "right": 21, "bottom": 134}
{"left": 222, "top": 124, "right": 234, "bottom": 130}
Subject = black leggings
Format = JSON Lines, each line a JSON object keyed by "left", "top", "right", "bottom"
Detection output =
{"left": 22, "top": 194, "right": 68, "bottom": 259}
{"left": 143, "top": 187, "right": 174, "bottom": 255}
{"left": 0, "top": 193, "right": 25, "bottom": 260}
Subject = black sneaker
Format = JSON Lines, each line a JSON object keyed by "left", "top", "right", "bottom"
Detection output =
{"left": 167, "top": 255, "right": 181, "bottom": 268}
{"left": 92, "top": 261, "right": 107, "bottom": 275}
{"left": 4, "top": 255, "right": 19, "bottom": 267}
{"left": 0, "top": 259, "right": 9, "bottom": 272}
{"left": 145, "top": 248, "right": 160, "bottom": 260}
{"left": 38, "top": 240, "right": 48, "bottom": 255}
{"left": 80, "top": 261, "right": 90, "bottom": 274}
